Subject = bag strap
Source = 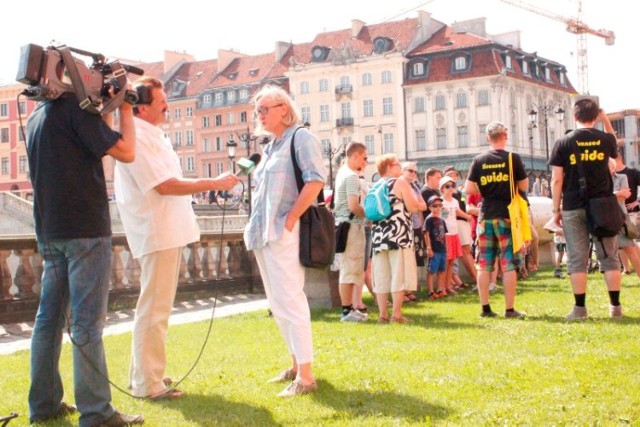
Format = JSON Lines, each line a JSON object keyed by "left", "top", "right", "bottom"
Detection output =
{"left": 290, "top": 126, "right": 326, "bottom": 206}
{"left": 508, "top": 152, "right": 515, "bottom": 201}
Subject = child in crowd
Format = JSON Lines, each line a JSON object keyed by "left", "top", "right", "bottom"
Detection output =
{"left": 440, "top": 176, "right": 470, "bottom": 294}
{"left": 423, "top": 195, "right": 448, "bottom": 299}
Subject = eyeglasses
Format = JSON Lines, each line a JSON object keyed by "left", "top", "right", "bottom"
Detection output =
{"left": 256, "top": 103, "right": 283, "bottom": 115}
{"left": 405, "top": 168, "right": 417, "bottom": 173}
{"left": 430, "top": 204, "right": 443, "bottom": 208}
{"left": 442, "top": 184, "right": 456, "bottom": 190}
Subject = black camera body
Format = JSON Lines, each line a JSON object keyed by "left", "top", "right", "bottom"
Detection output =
{"left": 16, "top": 43, "right": 143, "bottom": 114}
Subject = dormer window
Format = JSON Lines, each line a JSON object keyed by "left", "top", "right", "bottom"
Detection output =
{"left": 249, "top": 68, "right": 259, "bottom": 76}
{"left": 311, "top": 45, "right": 330, "bottom": 62}
{"left": 559, "top": 72, "right": 566, "bottom": 85}
{"left": 409, "top": 59, "right": 428, "bottom": 79}
{"left": 228, "top": 72, "right": 238, "bottom": 79}
{"left": 504, "top": 55, "right": 512, "bottom": 70}
{"left": 544, "top": 66, "right": 551, "bottom": 81}
{"left": 451, "top": 53, "right": 471, "bottom": 73}
{"left": 372, "top": 37, "right": 394, "bottom": 54}
{"left": 203, "top": 94, "right": 212, "bottom": 105}
{"left": 522, "top": 60, "right": 529, "bottom": 75}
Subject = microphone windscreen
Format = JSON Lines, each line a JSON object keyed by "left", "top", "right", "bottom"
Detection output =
{"left": 248, "top": 152, "right": 262, "bottom": 166}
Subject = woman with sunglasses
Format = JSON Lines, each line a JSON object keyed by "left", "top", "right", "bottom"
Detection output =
{"left": 371, "top": 154, "right": 427, "bottom": 323}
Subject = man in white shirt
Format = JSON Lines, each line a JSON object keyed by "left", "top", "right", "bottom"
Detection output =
{"left": 115, "top": 77, "right": 238, "bottom": 399}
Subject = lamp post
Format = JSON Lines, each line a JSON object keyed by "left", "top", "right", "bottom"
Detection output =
{"left": 528, "top": 104, "right": 565, "bottom": 172}
{"left": 226, "top": 134, "right": 237, "bottom": 174}
{"left": 230, "top": 127, "right": 269, "bottom": 215}
{"left": 324, "top": 143, "right": 345, "bottom": 191}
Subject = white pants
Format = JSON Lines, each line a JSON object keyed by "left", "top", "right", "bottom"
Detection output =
{"left": 129, "top": 247, "right": 182, "bottom": 397}
{"left": 253, "top": 223, "right": 314, "bottom": 364}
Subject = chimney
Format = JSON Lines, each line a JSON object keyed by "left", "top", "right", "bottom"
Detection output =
{"left": 163, "top": 51, "right": 195, "bottom": 74}
{"left": 274, "top": 41, "right": 292, "bottom": 62}
{"left": 352, "top": 19, "right": 365, "bottom": 37}
{"left": 217, "top": 49, "right": 246, "bottom": 73}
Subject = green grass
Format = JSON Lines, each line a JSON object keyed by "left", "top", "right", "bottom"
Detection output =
{"left": 2, "top": 266, "right": 640, "bottom": 426}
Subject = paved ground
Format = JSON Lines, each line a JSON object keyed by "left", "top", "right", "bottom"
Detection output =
{"left": 0, "top": 293, "right": 269, "bottom": 355}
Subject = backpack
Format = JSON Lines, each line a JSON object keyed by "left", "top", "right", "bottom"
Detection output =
{"left": 364, "top": 178, "right": 393, "bottom": 221}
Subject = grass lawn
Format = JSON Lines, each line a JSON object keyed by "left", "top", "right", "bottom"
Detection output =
{"left": 2, "top": 266, "right": 640, "bottom": 426}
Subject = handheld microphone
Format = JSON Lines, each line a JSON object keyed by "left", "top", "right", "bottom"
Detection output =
{"left": 235, "top": 153, "right": 262, "bottom": 176}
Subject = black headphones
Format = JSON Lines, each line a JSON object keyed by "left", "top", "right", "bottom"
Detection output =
{"left": 135, "top": 85, "right": 152, "bottom": 105}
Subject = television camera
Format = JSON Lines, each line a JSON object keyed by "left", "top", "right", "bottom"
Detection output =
{"left": 16, "top": 43, "right": 144, "bottom": 115}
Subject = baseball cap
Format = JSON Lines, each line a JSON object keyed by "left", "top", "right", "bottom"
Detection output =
{"left": 428, "top": 195, "right": 443, "bottom": 206}
{"left": 439, "top": 176, "right": 455, "bottom": 189}
{"left": 486, "top": 121, "right": 508, "bottom": 137}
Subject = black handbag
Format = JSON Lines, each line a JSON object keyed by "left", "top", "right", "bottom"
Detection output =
{"left": 290, "top": 127, "right": 335, "bottom": 269}
{"left": 335, "top": 213, "right": 355, "bottom": 254}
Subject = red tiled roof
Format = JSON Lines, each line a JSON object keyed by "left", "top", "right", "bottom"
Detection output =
{"left": 410, "top": 25, "right": 492, "bottom": 55}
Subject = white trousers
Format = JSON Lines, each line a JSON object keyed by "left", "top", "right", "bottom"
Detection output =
{"left": 129, "top": 247, "right": 182, "bottom": 397}
{"left": 253, "top": 223, "right": 314, "bottom": 364}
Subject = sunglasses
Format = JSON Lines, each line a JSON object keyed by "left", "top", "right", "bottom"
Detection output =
{"left": 430, "top": 204, "right": 443, "bottom": 208}
{"left": 405, "top": 169, "right": 417, "bottom": 173}
{"left": 442, "top": 184, "right": 456, "bottom": 190}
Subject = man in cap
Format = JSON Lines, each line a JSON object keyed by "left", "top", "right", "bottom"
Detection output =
{"left": 465, "top": 121, "right": 528, "bottom": 318}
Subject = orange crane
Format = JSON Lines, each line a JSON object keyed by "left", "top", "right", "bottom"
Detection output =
{"left": 500, "top": 0, "right": 614, "bottom": 94}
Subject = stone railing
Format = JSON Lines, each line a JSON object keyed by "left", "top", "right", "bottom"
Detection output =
{"left": 0, "top": 213, "right": 336, "bottom": 322}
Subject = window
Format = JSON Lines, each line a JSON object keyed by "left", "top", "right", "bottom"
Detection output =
{"left": 203, "top": 94, "right": 212, "bottom": 105}
{"left": 435, "top": 95, "right": 446, "bottom": 110}
{"left": 186, "top": 130, "right": 194, "bottom": 146}
{"left": 457, "top": 126, "right": 468, "bottom": 148}
{"left": 454, "top": 56, "right": 467, "bottom": 71}
{"left": 505, "top": 55, "right": 512, "bottom": 70}
{"left": 362, "top": 73, "right": 372, "bottom": 86}
{"left": 301, "top": 106, "right": 311, "bottom": 124}
{"left": 320, "top": 105, "right": 329, "bottom": 122}
{"left": 363, "top": 100, "right": 373, "bottom": 117}
{"left": 340, "top": 76, "right": 350, "bottom": 87}
{"left": 1, "top": 128, "right": 8, "bottom": 143}
{"left": 412, "top": 62, "right": 425, "bottom": 77}
{"left": 381, "top": 70, "right": 392, "bottom": 84}
{"left": 18, "top": 128, "right": 24, "bottom": 142}
{"left": 174, "top": 108, "right": 181, "bottom": 119}
{"left": 544, "top": 66, "right": 551, "bottom": 81}
{"left": 456, "top": 92, "right": 467, "bottom": 108}
{"left": 341, "top": 103, "right": 351, "bottom": 119}
{"left": 365, "top": 135, "right": 375, "bottom": 155}
{"left": 436, "top": 128, "right": 447, "bottom": 150}
{"left": 1, "top": 157, "right": 8, "bottom": 175}
{"left": 559, "top": 73, "right": 566, "bottom": 85}
{"left": 216, "top": 137, "right": 222, "bottom": 151}
{"left": 240, "top": 89, "right": 249, "bottom": 100}
{"left": 342, "top": 136, "right": 352, "bottom": 146}
{"left": 319, "top": 79, "right": 328, "bottom": 92}
{"left": 226, "top": 112, "right": 234, "bottom": 125}
{"left": 300, "top": 81, "right": 310, "bottom": 94}
{"left": 414, "top": 97, "right": 425, "bottom": 113}
{"left": 522, "top": 61, "right": 529, "bottom": 75}
{"left": 0, "top": 104, "right": 7, "bottom": 117}
{"left": 202, "top": 116, "right": 210, "bottom": 128}
{"left": 477, "top": 90, "right": 489, "bottom": 106}
{"left": 321, "top": 139, "right": 331, "bottom": 157}
{"left": 174, "top": 131, "right": 182, "bottom": 147}
{"left": 202, "top": 138, "right": 211, "bottom": 153}
{"left": 202, "top": 163, "right": 212, "bottom": 178}
{"left": 228, "top": 91, "right": 236, "bottom": 103}
{"left": 215, "top": 115, "right": 222, "bottom": 126}
{"left": 19, "top": 155, "right": 27, "bottom": 174}
{"left": 382, "top": 97, "right": 393, "bottom": 115}
{"left": 186, "top": 156, "right": 195, "bottom": 172}
{"left": 214, "top": 93, "right": 223, "bottom": 104}
{"left": 216, "top": 162, "right": 224, "bottom": 176}
{"left": 479, "top": 124, "right": 487, "bottom": 142}
{"left": 185, "top": 106, "right": 193, "bottom": 117}
{"left": 383, "top": 133, "right": 394, "bottom": 153}
{"left": 415, "top": 129, "right": 426, "bottom": 151}
{"left": 18, "top": 102, "right": 26, "bottom": 115}
{"left": 240, "top": 111, "right": 247, "bottom": 123}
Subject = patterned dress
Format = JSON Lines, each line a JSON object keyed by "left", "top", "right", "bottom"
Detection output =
{"left": 372, "top": 178, "right": 414, "bottom": 254}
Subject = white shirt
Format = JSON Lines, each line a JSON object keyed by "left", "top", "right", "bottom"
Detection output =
{"left": 115, "top": 117, "right": 200, "bottom": 258}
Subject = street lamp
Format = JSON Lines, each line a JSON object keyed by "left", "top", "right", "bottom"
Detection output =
{"left": 324, "top": 143, "right": 344, "bottom": 191}
{"left": 528, "top": 104, "right": 565, "bottom": 172}
{"left": 226, "top": 134, "right": 237, "bottom": 174}
{"left": 230, "top": 127, "right": 269, "bottom": 215}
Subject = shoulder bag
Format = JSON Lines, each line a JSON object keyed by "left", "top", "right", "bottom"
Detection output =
{"left": 291, "top": 127, "right": 335, "bottom": 268}
{"left": 507, "top": 152, "right": 531, "bottom": 253}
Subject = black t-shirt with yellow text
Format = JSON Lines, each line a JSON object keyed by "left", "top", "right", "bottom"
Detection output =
{"left": 467, "top": 149, "right": 527, "bottom": 219}
{"left": 548, "top": 128, "right": 617, "bottom": 210}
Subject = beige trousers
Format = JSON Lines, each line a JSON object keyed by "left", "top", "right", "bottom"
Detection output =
{"left": 129, "top": 247, "right": 182, "bottom": 397}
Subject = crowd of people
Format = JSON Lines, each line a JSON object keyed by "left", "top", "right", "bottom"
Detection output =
{"left": 24, "top": 78, "right": 635, "bottom": 423}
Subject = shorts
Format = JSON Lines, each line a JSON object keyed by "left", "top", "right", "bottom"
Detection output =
{"left": 475, "top": 218, "right": 516, "bottom": 272}
{"left": 555, "top": 243, "right": 567, "bottom": 253}
{"left": 457, "top": 219, "right": 473, "bottom": 246}
{"left": 428, "top": 251, "right": 446, "bottom": 273}
{"left": 562, "top": 208, "right": 619, "bottom": 273}
{"left": 372, "top": 247, "right": 418, "bottom": 294}
{"left": 339, "top": 223, "right": 365, "bottom": 284}
{"left": 445, "top": 234, "right": 462, "bottom": 261}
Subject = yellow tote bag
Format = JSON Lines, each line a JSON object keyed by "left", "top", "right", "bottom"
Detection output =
{"left": 507, "top": 153, "right": 531, "bottom": 253}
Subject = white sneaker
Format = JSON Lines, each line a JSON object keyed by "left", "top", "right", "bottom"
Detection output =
{"left": 354, "top": 308, "right": 369, "bottom": 320}
{"left": 565, "top": 305, "right": 587, "bottom": 320}
{"left": 489, "top": 283, "right": 497, "bottom": 292}
{"left": 610, "top": 304, "right": 623, "bottom": 318}
{"left": 340, "top": 309, "right": 367, "bottom": 322}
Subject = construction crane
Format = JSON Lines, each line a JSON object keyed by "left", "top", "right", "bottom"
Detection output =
{"left": 500, "top": 0, "right": 615, "bottom": 94}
